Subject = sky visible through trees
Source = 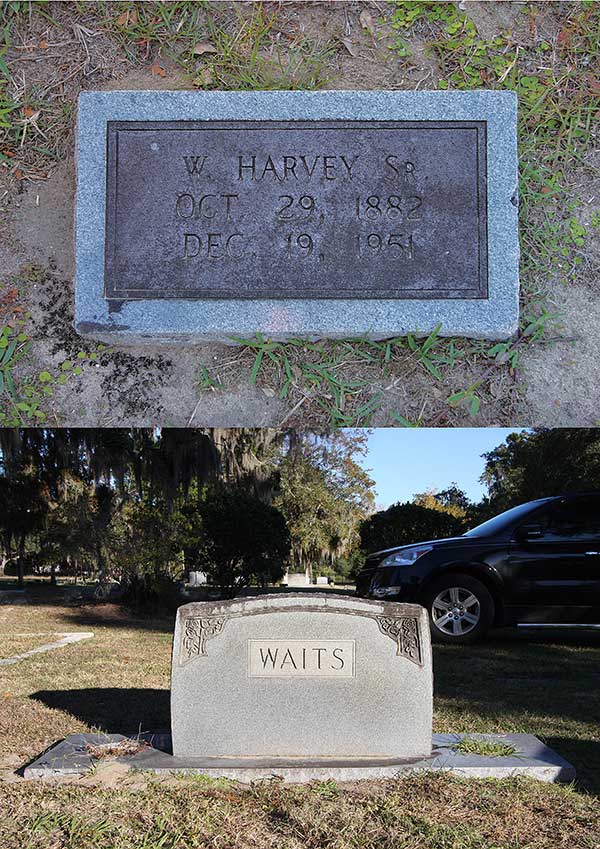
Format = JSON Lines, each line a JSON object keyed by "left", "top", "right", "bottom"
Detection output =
{"left": 362, "top": 428, "right": 526, "bottom": 508}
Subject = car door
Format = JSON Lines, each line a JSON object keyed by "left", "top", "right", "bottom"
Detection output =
{"left": 507, "top": 495, "right": 600, "bottom": 615}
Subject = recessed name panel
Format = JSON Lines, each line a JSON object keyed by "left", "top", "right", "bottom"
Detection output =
{"left": 104, "top": 120, "right": 488, "bottom": 301}
{"left": 247, "top": 639, "right": 355, "bottom": 678}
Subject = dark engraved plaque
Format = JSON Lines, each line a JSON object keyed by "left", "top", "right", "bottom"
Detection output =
{"left": 104, "top": 120, "right": 488, "bottom": 301}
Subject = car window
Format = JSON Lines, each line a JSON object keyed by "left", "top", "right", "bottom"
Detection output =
{"left": 537, "top": 496, "right": 600, "bottom": 541}
{"left": 464, "top": 499, "right": 553, "bottom": 537}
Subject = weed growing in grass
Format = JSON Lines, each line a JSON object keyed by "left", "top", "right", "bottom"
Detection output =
{"left": 29, "top": 811, "right": 112, "bottom": 845}
{"left": 99, "top": 0, "right": 211, "bottom": 65}
{"left": 0, "top": 315, "right": 60, "bottom": 425}
{"left": 194, "top": 7, "right": 332, "bottom": 91}
{"left": 452, "top": 737, "right": 519, "bottom": 758}
{"left": 188, "top": 773, "right": 237, "bottom": 791}
{"left": 226, "top": 334, "right": 412, "bottom": 427}
{"left": 198, "top": 365, "right": 222, "bottom": 392}
{"left": 308, "top": 779, "right": 342, "bottom": 799}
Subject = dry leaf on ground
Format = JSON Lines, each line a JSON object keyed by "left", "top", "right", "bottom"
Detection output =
{"left": 359, "top": 9, "right": 375, "bottom": 38}
{"left": 116, "top": 9, "right": 137, "bottom": 27}
{"left": 193, "top": 42, "right": 218, "bottom": 55}
{"left": 339, "top": 37, "right": 358, "bottom": 57}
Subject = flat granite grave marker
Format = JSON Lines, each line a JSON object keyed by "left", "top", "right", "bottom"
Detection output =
{"left": 171, "top": 594, "right": 433, "bottom": 761}
{"left": 75, "top": 90, "right": 519, "bottom": 343}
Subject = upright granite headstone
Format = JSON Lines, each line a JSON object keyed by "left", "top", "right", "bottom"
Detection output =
{"left": 75, "top": 90, "right": 519, "bottom": 343}
{"left": 171, "top": 594, "right": 432, "bottom": 761}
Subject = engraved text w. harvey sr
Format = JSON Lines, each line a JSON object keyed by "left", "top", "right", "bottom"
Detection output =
{"left": 105, "top": 120, "right": 488, "bottom": 301}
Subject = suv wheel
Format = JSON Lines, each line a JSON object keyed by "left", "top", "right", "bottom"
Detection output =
{"left": 424, "top": 574, "right": 494, "bottom": 644}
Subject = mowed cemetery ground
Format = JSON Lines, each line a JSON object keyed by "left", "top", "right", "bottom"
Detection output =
{"left": 1, "top": 1, "right": 599, "bottom": 428}
{"left": 0, "top": 596, "right": 599, "bottom": 849}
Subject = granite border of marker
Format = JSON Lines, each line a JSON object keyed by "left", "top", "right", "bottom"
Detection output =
{"left": 74, "top": 89, "right": 519, "bottom": 344}
{"left": 23, "top": 732, "right": 575, "bottom": 784}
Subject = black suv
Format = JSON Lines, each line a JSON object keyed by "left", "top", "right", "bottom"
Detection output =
{"left": 358, "top": 493, "right": 600, "bottom": 643}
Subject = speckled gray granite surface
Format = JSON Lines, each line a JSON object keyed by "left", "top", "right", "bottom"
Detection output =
{"left": 74, "top": 90, "right": 519, "bottom": 343}
{"left": 171, "top": 595, "right": 433, "bottom": 761}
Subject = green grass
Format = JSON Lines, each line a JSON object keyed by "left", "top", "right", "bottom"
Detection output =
{"left": 0, "top": 599, "right": 599, "bottom": 847}
{"left": 452, "top": 737, "right": 518, "bottom": 759}
{"left": 100, "top": 2, "right": 332, "bottom": 90}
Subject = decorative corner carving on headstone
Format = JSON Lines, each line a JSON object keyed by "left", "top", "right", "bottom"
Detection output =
{"left": 181, "top": 616, "right": 226, "bottom": 664}
{"left": 375, "top": 616, "right": 422, "bottom": 666}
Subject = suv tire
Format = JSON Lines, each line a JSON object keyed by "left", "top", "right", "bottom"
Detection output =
{"left": 424, "top": 573, "right": 495, "bottom": 644}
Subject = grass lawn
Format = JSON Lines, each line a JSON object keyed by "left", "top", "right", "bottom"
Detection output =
{"left": 0, "top": 598, "right": 599, "bottom": 848}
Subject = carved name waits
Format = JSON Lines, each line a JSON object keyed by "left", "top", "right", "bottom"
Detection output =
{"left": 247, "top": 639, "right": 355, "bottom": 678}
{"left": 105, "top": 120, "right": 488, "bottom": 301}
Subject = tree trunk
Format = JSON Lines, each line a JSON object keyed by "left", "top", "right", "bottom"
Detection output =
{"left": 17, "top": 535, "right": 26, "bottom": 588}
{"left": 96, "top": 542, "right": 107, "bottom": 586}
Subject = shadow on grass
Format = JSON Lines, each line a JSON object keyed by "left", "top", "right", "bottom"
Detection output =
{"left": 31, "top": 688, "right": 171, "bottom": 734}
{"left": 544, "top": 738, "right": 600, "bottom": 795}
{"left": 19, "top": 598, "right": 176, "bottom": 635}
{"left": 58, "top": 607, "right": 175, "bottom": 634}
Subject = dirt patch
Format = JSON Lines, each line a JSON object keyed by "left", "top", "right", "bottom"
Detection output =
{"left": 461, "top": 1, "right": 525, "bottom": 41}
{"left": 85, "top": 739, "right": 150, "bottom": 759}
{"left": 521, "top": 282, "right": 600, "bottom": 426}
{"left": 12, "top": 162, "right": 75, "bottom": 278}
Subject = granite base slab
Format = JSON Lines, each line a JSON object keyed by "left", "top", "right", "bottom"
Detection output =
{"left": 23, "top": 733, "right": 575, "bottom": 784}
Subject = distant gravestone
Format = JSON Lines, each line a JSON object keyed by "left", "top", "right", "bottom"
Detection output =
{"left": 75, "top": 90, "right": 518, "bottom": 343}
{"left": 188, "top": 571, "right": 207, "bottom": 587}
{"left": 171, "top": 594, "right": 432, "bottom": 761}
{"left": 285, "top": 571, "right": 311, "bottom": 587}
